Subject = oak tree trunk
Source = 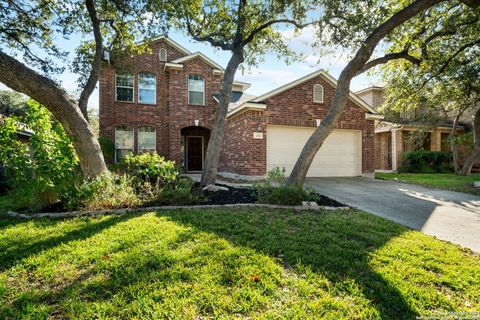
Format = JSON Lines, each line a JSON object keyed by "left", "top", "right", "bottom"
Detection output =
{"left": 450, "top": 114, "right": 461, "bottom": 173}
{"left": 0, "top": 51, "right": 108, "bottom": 178}
{"left": 200, "top": 50, "right": 244, "bottom": 186}
{"left": 287, "top": 0, "right": 444, "bottom": 186}
{"left": 458, "top": 107, "right": 480, "bottom": 175}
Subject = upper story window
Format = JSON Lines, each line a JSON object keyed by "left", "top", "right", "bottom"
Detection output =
{"left": 115, "top": 126, "right": 134, "bottom": 162}
{"left": 313, "top": 84, "right": 324, "bottom": 103}
{"left": 116, "top": 73, "right": 134, "bottom": 102}
{"left": 138, "top": 72, "right": 156, "bottom": 104}
{"left": 159, "top": 48, "right": 167, "bottom": 61}
{"left": 138, "top": 127, "right": 156, "bottom": 153}
{"left": 188, "top": 75, "right": 205, "bottom": 105}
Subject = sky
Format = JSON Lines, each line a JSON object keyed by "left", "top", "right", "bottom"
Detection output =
{"left": 1, "top": 26, "right": 382, "bottom": 110}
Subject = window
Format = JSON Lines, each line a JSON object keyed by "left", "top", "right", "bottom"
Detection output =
{"left": 188, "top": 75, "right": 205, "bottom": 105}
{"left": 159, "top": 48, "right": 167, "bottom": 61}
{"left": 138, "top": 72, "right": 156, "bottom": 104}
{"left": 115, "top": 126, "right": 134, "bottom": 162}
{"left": 116, "top": 73, "right": 134, "bottom": 102}
{"left": 313, "top": 84, "right": 324, "bottom": 103}
{"left": 138, "top": 127, "right": 156, "bottom": 153}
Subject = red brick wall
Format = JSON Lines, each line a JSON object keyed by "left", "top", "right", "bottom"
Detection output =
{"left": 220, "top": 75, "right": 376, "bottom": 176}
{"left": 219, "top": 110, "right": 266, "bottom": 176}
{"left": 99, "top": 39, "right": 221, "bottom": 166}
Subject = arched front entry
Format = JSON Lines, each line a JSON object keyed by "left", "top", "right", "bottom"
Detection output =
{"left": 180, "top": 126, "right": 211, "bottom": 172}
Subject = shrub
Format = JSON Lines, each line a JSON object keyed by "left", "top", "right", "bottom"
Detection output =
{"left": 118, "top": 153, "right": 178, "bottom": 187}
{"left": 254, "top": 167, "right": 319, "bottom": 205}
{"left": 63, "top": 172, "right": 139, "bottom": 211}
{"left": 399, "top": 150, "right": 453, "bottom": 173}
{"left": 0, "top": 100, "right": 79, "bottom": 212}
{"left": 144, "top": 178, "right": 203, "bottom": 206}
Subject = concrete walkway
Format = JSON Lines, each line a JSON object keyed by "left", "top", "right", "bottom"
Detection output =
{"left": 306, "top": 177, "right": 480, "bottom": 252}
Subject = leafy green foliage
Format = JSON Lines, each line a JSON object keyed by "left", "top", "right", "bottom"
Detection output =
{"left": 379, "top": 2, "right": 480, "bottom": 124}
{"left": 118, "top": 153, "right": 178, "bottom": 186}
{"left": 0, "top": 100, "right": 79, "bottom": 212}
{"left": 145, "top": 178, "right": 203, "bottom": 206}
{"left": 0, "top": 90, "right": 28, "bottom": 117}
{"left": 62, "top": 172, "right": 139, "bottom": 211}
{"left": 255, "top": 167, "right": 319, "bottom": 205}
{"left": 399, "top": 150, "right": 453, "bottom": 173}
{"left": 0, "top": 209, "right": 478, "bottom": 318}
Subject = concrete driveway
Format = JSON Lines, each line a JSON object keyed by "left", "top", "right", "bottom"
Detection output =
{"left": 305, "top": 177, "right": 480, "bottom": 252}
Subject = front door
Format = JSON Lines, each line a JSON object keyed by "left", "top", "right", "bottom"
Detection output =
{"left": 186, "top": 136, "right": 203, "bottom": 172}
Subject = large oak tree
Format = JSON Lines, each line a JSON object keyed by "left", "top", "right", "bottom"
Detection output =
{"left": 286, "top": 0, "right": 480, "bottom": 185}
{"left": 161, "top": 0, "right": 312, "bottom": 186}
{"left": 380, "top": 3, "right": 480, "bottom": 175}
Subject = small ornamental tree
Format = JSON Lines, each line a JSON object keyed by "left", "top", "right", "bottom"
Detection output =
{"left": 159, "top": 0, "right": 313, "bottom": 186}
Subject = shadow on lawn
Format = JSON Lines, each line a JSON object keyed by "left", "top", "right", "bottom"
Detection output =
{"left": 0, "top": 214, "right": 130, "bottom": 271}
{"left": 158, "top": 208, "right": 416, "bottom": 319}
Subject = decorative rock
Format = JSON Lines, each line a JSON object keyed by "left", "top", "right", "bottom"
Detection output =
{"left": 302, "top": 201, "right": 309, "bottom": 206}
{"left": 474, "top": 181, "right": 480, "bottom": 188}
{"left": 308, "top": 201, "right": 318, "bottom": 207}
{"left": 202, "top": 184, "right": 229, "bottom": 192}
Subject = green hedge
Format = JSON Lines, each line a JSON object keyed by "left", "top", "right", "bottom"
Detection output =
{"left": 399, "top": 150, "right": 453, "bottom": 173}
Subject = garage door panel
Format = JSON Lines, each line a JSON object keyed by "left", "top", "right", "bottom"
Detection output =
{"left": 266, "top": 126, "right": 362, "bottom": 177}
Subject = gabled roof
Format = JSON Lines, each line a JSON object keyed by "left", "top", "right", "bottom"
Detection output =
{"left": 171, "top": 52, "right": 224, "bottom": 71}
{"left": 213, "top": 91, "right": 257, "bottom": 111}
{"left": 251, "top": 70, "right": 378, "bottom": 114}
{"left": 355, "top": 85, "right": 386, "bottom": 95}
{"left": 142, "top": 35, "right": 191, "bottom": 55}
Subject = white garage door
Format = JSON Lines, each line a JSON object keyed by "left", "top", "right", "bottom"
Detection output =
{"left": 267, "top": 126, "right": 362, "bottom": 177}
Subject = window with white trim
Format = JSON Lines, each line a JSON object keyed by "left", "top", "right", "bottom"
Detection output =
{"left": 159, "top": 48, "right": 167, "bottom": 61}
{"left": 138, "top": 127, "right": 156, "bottom": 153}
{"left": 138, "top": 72, "right": 156, "bottom": 104}
{"left": 115, "top": 126, "right": 134, "bottom": 162}
{"left": 313, "top": 84, "right": 324, "bottom": 103}
{"left": 115, "top": 73, "right": 134, "bottom": 102}
{"left": 188, "top": 75, "right": 205, "bottom": 105}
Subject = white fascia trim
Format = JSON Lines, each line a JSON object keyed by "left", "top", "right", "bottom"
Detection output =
{"left": 232, "top": 81, "right": 251, "bottom": 91}
{"left": 164, "top": 62, "right": 184, "bottom": 71}
{"left": 365, "top": 113, "right": 384, "bottom": 120}
{"left": 251, "top": 69, "right": 379, "bottom": 114}
{"left": 227, "top": 102, "right": 267, "bottom": 118}
{"left": 172, "top": 52, "right": 224, "bottom": 70}
{"left": 140, "top": 35, "right": 191, "bottom": 55}
{"left": 355, "top": 86, "right": 385, "bottom": 95}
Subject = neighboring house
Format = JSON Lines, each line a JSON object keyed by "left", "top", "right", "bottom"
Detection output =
{"left": 99, "top": 36, "right": 381, "bottom": 180}
{"left": 356, "top": 86, "right": 467, "bottom": 171}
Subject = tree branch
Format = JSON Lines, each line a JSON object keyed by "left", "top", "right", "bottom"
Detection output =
{"left": 242, "top": 19, "right": 315, "bottom": 46}
{"left": 78, "top": 0, "right": 103, "bottom": 121}
{"left": 358, "top": 50, "right": 421, "bottom": 74}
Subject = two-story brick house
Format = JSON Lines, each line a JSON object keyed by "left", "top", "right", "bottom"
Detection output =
{"left": 100, "top": 36, "right": 381, "bottom": 179}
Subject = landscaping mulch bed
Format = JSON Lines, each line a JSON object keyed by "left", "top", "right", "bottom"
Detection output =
{"left": 34, "top": 183, "right": 345, "bottom": 213}
{"left": 197, "top": 183, "right": 345, "bottom": 207}
{"left": 198, "top": 184, "right": 258, "bottom": 205}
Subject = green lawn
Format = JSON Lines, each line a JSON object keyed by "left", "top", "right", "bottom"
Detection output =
{"left": 376, "top": 172, "right": 480, "bottom": 195}
{"left": 0, "top": 208, "right": 478, "bottom": 319}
